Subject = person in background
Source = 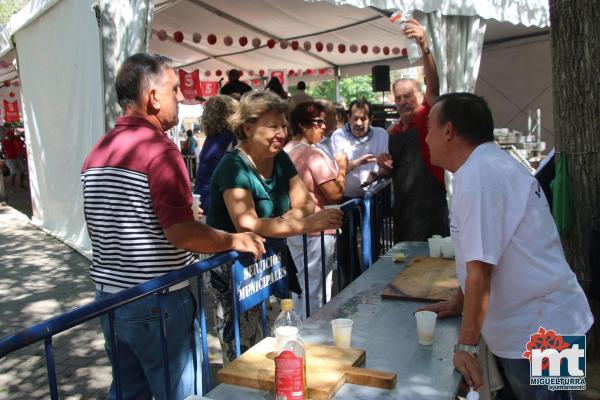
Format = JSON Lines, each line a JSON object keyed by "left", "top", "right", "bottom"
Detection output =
{"left": 315, "top": 99, "right": 338, "bottom": 160}
{"left": 289, "top": 81, "right": 314, "bottom": 108}
{"left": 330, "top": 99, "right": 392, "bottom": 286}
{"left": 219, "top": 69, "right": 252, "bottom": 99}
{"left": 194, "top": 95, "right": 238, "bottom": 212}
{"left": 182, "top": 129, "right": 197, "bottom": 155}
{"left": 1, "top": 129, "right": 26, "bottom": 190}
{"left": 265, "top": 77, "right": 288, "bottom": 100}
{"left": 81, "top": 53, "right": 265, "bottom": 399}
{"left": 418, "top": 93, "right": 592, "bottom": 399}
{"left": 206, "top": 90, "right": 343, "bottom": 361}
{"left": 387, "top": 17, "right": 447, "bottom": 242}
{"left": 284, "top": 101, "right": 347, "bottom": 317}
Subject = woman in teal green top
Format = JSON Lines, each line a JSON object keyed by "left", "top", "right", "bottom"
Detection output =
{"left": 206, "top": 90, "right": 343, "bottom": 361}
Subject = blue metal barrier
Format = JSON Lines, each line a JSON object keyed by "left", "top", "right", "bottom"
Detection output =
{"left": 0, "top": 202, "right": 379, "bottom": 397}
{"left": 364, "top": 178, "right": 394, "bottom": 262}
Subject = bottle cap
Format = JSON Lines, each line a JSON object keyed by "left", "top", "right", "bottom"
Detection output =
{"left": 281, "top": 298, "right": 293, "bottom": 311}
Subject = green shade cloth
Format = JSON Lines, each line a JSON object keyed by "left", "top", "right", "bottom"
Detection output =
{"left": 550, "top": 152, "right": 573, "bottom": 236}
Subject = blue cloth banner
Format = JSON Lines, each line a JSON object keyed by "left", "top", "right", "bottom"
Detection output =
{"left": 233, "top": 248, "right": 289, "bottom": 313}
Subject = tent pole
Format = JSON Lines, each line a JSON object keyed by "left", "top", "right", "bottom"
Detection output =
{"left": 334, "top": 66, "right": 341, "bottom": 103}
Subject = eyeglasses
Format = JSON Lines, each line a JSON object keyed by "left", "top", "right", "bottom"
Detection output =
{"left": 311, "top": 119, "right": 326, "bottom": 126}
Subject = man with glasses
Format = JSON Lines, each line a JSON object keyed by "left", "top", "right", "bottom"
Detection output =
{"left": 387, "top": 17, "right": 448, "bottom": 243}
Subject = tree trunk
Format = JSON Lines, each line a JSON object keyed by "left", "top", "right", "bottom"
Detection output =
{"left": 549, "top": 0, "right": 600, "bottom": 354}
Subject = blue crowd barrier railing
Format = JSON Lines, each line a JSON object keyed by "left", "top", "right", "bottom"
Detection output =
{"left": 0, "top": 249, "right": 261, "bottom": 399}
{"left": 0, "top": 200, "right": 380, "bottom": 397}
{"left": 364, "top": 178, "right": 394, "bottom": 262}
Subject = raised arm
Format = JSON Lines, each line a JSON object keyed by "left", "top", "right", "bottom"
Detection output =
{"left": 403, "top": 18, "right": 440, "bottom": 105}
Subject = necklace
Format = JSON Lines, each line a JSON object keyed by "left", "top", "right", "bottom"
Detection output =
{"left": 238, "top": 147, "right": 272, "bottom": 179}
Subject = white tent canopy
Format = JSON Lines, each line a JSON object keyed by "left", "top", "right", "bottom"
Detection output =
{"left": 0, "top": 0, "right": 551, "bottom": 257}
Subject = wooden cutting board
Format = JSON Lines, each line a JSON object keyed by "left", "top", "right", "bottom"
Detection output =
{"left": 380, "top": 256, "right": 459, "bottom": 302}
{"left": 217, "top": 337, "right": 396, "bottom": 399}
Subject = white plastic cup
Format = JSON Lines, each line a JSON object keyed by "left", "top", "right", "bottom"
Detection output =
{"left": 331, "top": 318, "right": 353, "bottom": 349}
{"left": 441, "top": 238, "right": 454, "bottom": 259}
{"left": 415, "top": 311, "right": 437, "bottom": 345}
{"left": 427, "top": 237, "right": 442, "bottom": 257}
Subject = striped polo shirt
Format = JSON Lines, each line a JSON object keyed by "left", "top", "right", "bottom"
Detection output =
{"left": 81, "top": 116, "right": 194, "bottom": 289}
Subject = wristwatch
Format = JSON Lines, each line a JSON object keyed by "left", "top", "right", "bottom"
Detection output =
{"left": 454, "top": 343, "right": 479, "bottom": 357}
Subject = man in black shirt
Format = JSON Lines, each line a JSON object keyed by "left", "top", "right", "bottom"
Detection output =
{"left": 220, "top": 69, "right": 252, "bottom": 98}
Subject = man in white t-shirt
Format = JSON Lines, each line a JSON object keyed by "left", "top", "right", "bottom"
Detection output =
{"left": 419, "top": 93, "right": 593, "bottom": 399}
{"left": 330, "top": 99, "right": 392, "bottom": 199}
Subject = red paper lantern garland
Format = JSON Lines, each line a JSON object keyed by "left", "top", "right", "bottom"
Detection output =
{"left": 154, "top": 30, "right": 410, "bottom": 60}
{"left": 3, "top": 80, "right": 10, "bottom": 87}
{"left": 9, "top": 92, "right": 15, "bottom": 97}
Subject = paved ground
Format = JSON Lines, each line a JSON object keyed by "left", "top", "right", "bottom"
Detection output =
{"left": 1, "top": 185, "right": 599, "bottom": 399}
{"left": 0, "top": 188, "right": 224, "bottom": 399}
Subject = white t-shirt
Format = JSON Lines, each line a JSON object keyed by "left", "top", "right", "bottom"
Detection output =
{"left": 330, "top": 125, "right": 389, "bottom": 198}
{"left": 451, "top": 142, "right": 593, "bottom": 359}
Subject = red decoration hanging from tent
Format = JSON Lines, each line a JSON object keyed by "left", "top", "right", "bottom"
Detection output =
{"left": 319, "top": 68, "right": 326, "bottom": 75}
{"left": 373, "top": 46, "right": 381, "bottom": 54}
{"left": 252, "top": 37, "right": 261, "bottom": 48}
{"left": 207, "top": 34, "right": 217, "bottom": 45}
{"left": 349, "top": 44, "right": 358, "bottom": 53}
{"left": 239, "top": 70, "right": 244, "bottom": 77}
{"left": 305, "top": 69, "right": 313, "bottom": 75}
{"left": 392, "top": 47, "right": 400, "bottom": 55}
{"left": 280, "top": 40, "right": 288, "bottom": 49}
{"left": 173, "top": 31, "right": 184, "bottom": 43}
{"left": 259, "top": 69, "right": 265, "bottom": 76}
{"left": 338, "top": 44, "right": 346, "bottom": 53}
{"left": 3, "top": 100, "right": 19, "bottom": 122}
{"left": 193, "top": 33, "right": 202, "bottom": 43}
{"left": 326, "top": 43, "right": 334, "bottom": 52}
{"left": 239, "top": 36, "right": 248, "bottom": 46}
{"left": 224, "top": 36, "right": 233, "bottom": 46}
{"left": 204, "top": 70, "right": 211, "bottom": 77}
{"left": 157, "top": 30, "right": 167, "bottom": 41}
{"left": 291, "top": 40, "right": 299, "bottom": 50}
{"left": 303, "top": 41, "right": 311, "bottom": 51}
{"left": 216, "top": 70, "right": 222, "bottom": 76}
{"left": 267, "top": 39, "right": 276, "bottom": 48}
{"left": 3, "top": 80, "right": 10, "bottom": 87}
{"left": 249, "top": 70, "right": 255, "bottom": 76}
{"left": 288, "top": 69, "right": 295, "bottom": 76}
{"left": 383, "top": 46, "right": 390, "bottom": 55}
{"left": 179, "top": 69, "right": 200, "bottom": 100}
{"left": 9, "top": 92, "right": 15, "bottom": 97}
{"left": 360, "top": 45, "right": 368, "bottom": 54}
{"left": 402, "top": 48, "right": 408, "bottom": 56}
{"left": 315, "top": 42, "right": 323, "bottom": 52}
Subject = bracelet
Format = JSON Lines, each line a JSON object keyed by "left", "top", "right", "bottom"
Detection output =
{"left": 423, "top": 47, "right": 431, "bottom": 55}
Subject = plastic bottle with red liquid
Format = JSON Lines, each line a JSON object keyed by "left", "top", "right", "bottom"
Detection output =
{"left": 274, "top": 298, "right": 306, "bottom": 400}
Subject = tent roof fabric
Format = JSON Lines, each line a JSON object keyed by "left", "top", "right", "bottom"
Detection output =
{"left": 150, "top": 0, "right": 548, "bottom": 76}
{"left": 0, "top": 0, "right": 549, "bottom": 83}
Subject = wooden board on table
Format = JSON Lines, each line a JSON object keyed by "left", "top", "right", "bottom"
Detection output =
{"left": 381, "top": 256, "right": 459, "bottom": 302}
{"left": 217, "top": 337, "right": 396, "bottom": 400}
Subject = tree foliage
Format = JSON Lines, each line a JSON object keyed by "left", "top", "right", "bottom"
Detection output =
{"left": 306, "top": 75, "right": 375, "bottom": 106}
{"left": 0, "top": 0, "right": 28, "bottom": 25}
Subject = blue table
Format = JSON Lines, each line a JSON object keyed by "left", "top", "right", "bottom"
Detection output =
{"left": 206, "top": 242, "right": 462, "bottom": 399}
